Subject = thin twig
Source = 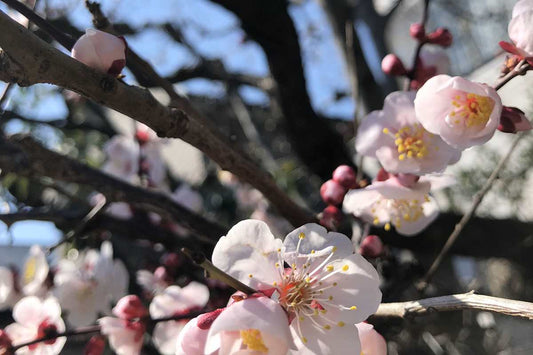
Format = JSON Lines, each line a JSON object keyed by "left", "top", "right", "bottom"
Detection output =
{"left": 181, "top": 247, "right": 257, "bottom": 295}
{"left": 419, "top": 133, "right": 525, "bottom": 290}
{"left": 373, "top": 291, "right": 533, "bottom": 320}
{"left": 405, "top": 0, "right": 430, "bottom": 90}
{"left": 493, "top": 60, "right": 530, "bottom": 90}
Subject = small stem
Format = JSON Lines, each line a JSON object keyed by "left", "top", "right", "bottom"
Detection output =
{"left": 418, "top": 133, "right": 525, "bottom": 290}
{"left": 181, "top": 248, "right": 257, "bottom": 295}
{"left": 493, "top": 60, "right": 530, "bottom": 91}
{"left": 405, "top": 0, "right": 430, "bottom": 90}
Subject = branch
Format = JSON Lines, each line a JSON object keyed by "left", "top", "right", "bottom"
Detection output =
{"left": 419, "top": 133, "right": 526, "bottom": 289}
{"left": 0, "top": 134, "right": 225, "bottom": 243}
{"left": 373, "top": 292, "right": 533, "bottom": 320}
{"left": 0, "top": 9, "right": 314, "bottom": 226}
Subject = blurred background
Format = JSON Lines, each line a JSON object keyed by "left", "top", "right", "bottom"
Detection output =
{"left": 1, "top": 0, "right": 533, "bottom": 353}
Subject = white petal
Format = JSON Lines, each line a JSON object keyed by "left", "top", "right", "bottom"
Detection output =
{"left": 284, "top": 224, "right": 353, "bottom": 259}
{"left": 212, "top": 220, "right": 283, "bottom": 290}
{"left": 152, "top": 320, "right": 186, "bottom": 355}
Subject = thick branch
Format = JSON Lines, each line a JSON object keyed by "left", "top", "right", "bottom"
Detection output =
{"left": 0, "top": 10, "right": 314, "bottom": 226}
{"left": 0, "top": 134, "right": 225, "bottom": 242}
{"left": 374, "top": 292, "right": 533, "bottom": 320}
{"left": 211, "top": 0, "right": 354, "bottom": 179}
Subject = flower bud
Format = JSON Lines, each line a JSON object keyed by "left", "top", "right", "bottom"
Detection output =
{"left": 498, "top": 106, "right": 532, "bottom": 133}
{"left": 112, "top": 295, "right": 148, "bottom": 320}
{"left": 71, "top": 29, "right": 126, "bottom": 75}
{"left": 426, "top": 28, "right": 453, "bottom": 47}
{"left": 332, "top": 165, "right": 357, "bottom": 189}
{"left": 381, "top": 54, "right": 407, "bottom": 76}
{"left": 409, "top": 23, "right": 426, "bottom": 41}
{"left": 320, "top": 180, "right": 347, "bottom": 205}
{"left": 375, "top": 168, "right": 390, "bottom": 182}
{"left": 84, "top": 336, "right": 105, "bottom": 355}
{"left": 319, "top": 205, "right": 343, "bottom": 230}
{"left": 358, "top": 235, "right": 384, "bottom": 258}
{"left": 394, "top": 173, "right": 420, "bottom": 188}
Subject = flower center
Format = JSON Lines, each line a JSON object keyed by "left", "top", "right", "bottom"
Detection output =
{"left": 449, "top": 92, "right": 494, "bottom": 128}
{"left": 371, "top": 196, "right": 429, "bottom": 231}
{"left": 383, "top": 124, "right": 430, "bottom": 161}
{"left": 23, "top": 256, "right": 37, "bottom": 286}
{"left": 240, "top": 329, "right": 269, "bottom": 353}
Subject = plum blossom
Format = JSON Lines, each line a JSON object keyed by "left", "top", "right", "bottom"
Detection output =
{"left": 212, "top": 220, "right": 382, "bottom": 354}
{"left": 175, "top": 309, "right": 224, "bottom": 355}
{"left": 205, "top": 296, "right": 293, "bottom": 355}
{"left": 136, "top": 267, "right": 171, "bottom": 297}
{"left": 414, "top": 75, "right": 502, "bottom": 149}
{"left": 0, "top": 267, "right": 17, "bottom": 311}
{"left": 54, "top": 242, "right": 129, "bottom": 327}
{"left": 71, "top": 29, "right": 126, "bottom": 75}
{"left": 149, "top": 282, "right": 210, "bottom": 354}
{"left": 500, "top": 0, "right": 533, "bottom": 62}
{"left": 5, "top": 297, "right": 66, "bottom": 355}
{"left": 98, "top": 295, "right": 147, "bottom": 355}
{"left": 357, "top": 91, "right": 461, "bottom": 175}
{"left": 101, "top": 135, "right": 139, "bottom": 183}
{"left": 343, "top": 176, "right": 440, "bottom": 236}
{"left": 498, "top": 106, "right": 533, "bottom": 133}
{"left": 356, "top": 323, "right": 387, "bottom": 355}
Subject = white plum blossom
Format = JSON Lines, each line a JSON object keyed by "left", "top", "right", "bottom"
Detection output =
{"left": 343, "top": 176, "right": 441, "bottom": 236}
{"left": 356, "top": 322, "right": 387, "bottom": 355}
{"left": 212, "top": 220, "right": 382, "bottom": 354}
{"left": 149, "top": 282, "right": 210, "bottom": 354}
{"left": 5, "top": 297, "right": 66, "bottom": 355}
{"left": 205, "top": 296, "right": 293, "bottom": 355}
{"left": 71, "top": 29, "right": 126, "bottom": 75}
{"left": 500, "top": 0, "right": 533, "bottom": 60}
{"left": 356, "top": 91, "right": 461, "bottom": 175}
{"left": 54, "top": 242, "right": 129, "bottom": 327}
{"left": 414, "top": 75, "right": 503, "bottom": 149}
{"left": 0, "top": 267, "right": 17, "bottom": 310}
{"left": 102, "top": 135, "right": 140, "bottom": 183}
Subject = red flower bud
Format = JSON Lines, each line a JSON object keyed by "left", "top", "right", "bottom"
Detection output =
{"left": 381, "top": 54, "right": 407, "bottom": 76}
{"left": 409, "top": 23, "right": 426, "bottom": 41}
{"left": 332, "top": 165, "right": 357, "bottom": 189}
{"left": 320, "top": 180, "right": 347, "bottom": 206}
{"left": 84, "top": 336, "right": 106, "bottom": 355}
{"left": 319, "top": 205, "right": 343, "bottom": 230}
{"left": 197, "top": 308, "right": 225, "bottom": 330}
{"left": 113, "top": 295, "right": 148, "bottom": 320}
{"left": 358, "top": 235, "right": 384, "bottom": 258}
{"left": 498, "top": 106, "right": 532, "bottom": 133}
{"left": 426, "top": 28, "right": 453, "bottom": 47}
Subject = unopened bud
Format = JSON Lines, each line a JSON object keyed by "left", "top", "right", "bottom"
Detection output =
{"left": 71, "top": 29, "right": 127, "bottom": 75}
{"left": 409, "top": 23, "right": 426, "bottom": 41}
{"left": 381, "top": 54, "right": 407, "bottom": 76}
{"left": 320, "top": 180, "right": 347, "bottom": 205}
{"left": 84, "top": 336, "right": 106, "bottom": 355}
{"left": 113, "top": 295, "right": 148, "bottom": 320}
{"left": 359, "top": 235, "right": 384, "bottom": 258}
{"left": 319, "top": 205, "right": 343, "bottom": 230}
{"left": 332, "top": 165, "right": 357, "bottom": 189}
{"left": 426, "top": 28, "right": 453, "bottom": 47}
{"left": 375, "top": 168, "right": 390, "bottom": 182}
{"left": 498, "top": 106, "right": 532, "bottom": 133}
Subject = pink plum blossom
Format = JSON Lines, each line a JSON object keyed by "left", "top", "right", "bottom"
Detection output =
{"left": 356, "top": 322, "right": 387, "bottom": 355}
{"left": 149, "top": 282, "right": 210, "bottom": 354}
{"left": 5, "top": 297, "right": 66, "bottom": 355}
{"left": 414, "top": 75, "right": 503, "bottom": 149}
{"left": 205, "top": 296, "right": 293, "bottom": 355}
{"left": 499, "top": 0, "right": 533, "bottom": 61}
{"left": 357, "top": 91, "right": 461, "bottom": 174}
{"left": 71, "top": 29, "right": 126, "bottom": 75}
{"left": 343, "top": 176, "right": 440, "bottom": 236}
{"left": 54, "top": 242, "right": 129, "bottom": 327}
{"left": 212, "top": 220, "right": 382, "bottom": 354}
{"left": 175, "top": 309, "right": 224, "bottom": 355}
{"left": 98, "top": 295, "right": 147, "bottom": 355}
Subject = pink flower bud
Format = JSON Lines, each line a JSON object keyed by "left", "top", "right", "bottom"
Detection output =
{"left": 409, "top": 23, "right": 426, "bottom": 40}
{"left": 71, "top": 29, "right": 126, "bottom": 75}
{"left": 112, "top": 295, "right": 148, "bottom": 320}
{"left": 381, "top": 54, "right": 407, "bottom": 76}
{"left": 320, "top": 205, "right": 343, "bottom": 230}
{"left": 84, "top": 336, "right": 105, "bottom": 355}
{"left": 426, "top": 28, "right": 453, "bottom": 47}
{"left": 359, "top": 235, "right": 384, "bottom": 258}
{"left": 332, "top": 165, "right": 357, "bottom": 189}
{"left": 375, "top": 168, "right": 390, "bottom": 182}
{"left": 498, "top": 106, "right": 533, "bottom": 133}
{"left": 320, "top": 179, "right": 347, "bottom": 205}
